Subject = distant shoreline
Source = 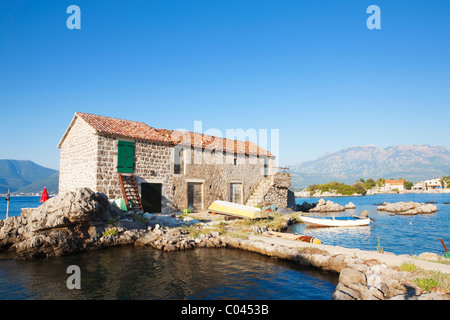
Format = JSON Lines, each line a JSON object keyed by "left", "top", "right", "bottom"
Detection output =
{"left": 0, "top": 194, "right": 56, "bottom": 198}
{"left": 295, "top": 189, "right": 450, "bottom": 198}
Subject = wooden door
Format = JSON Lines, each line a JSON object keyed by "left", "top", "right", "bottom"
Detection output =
{"left": 229, "top": 183, "right": 242, "bottom": 204}
{"left": 187, "top": 182, "right": 203, "bottom": 212}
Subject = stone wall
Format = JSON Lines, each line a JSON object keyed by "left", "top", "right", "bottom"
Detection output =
{"left": 263, "top": 172, "right": 295, "bottom": 209}
{"left": 95, "top": 136, "right": 177, "bottom": 213}
{"left": 94, "top": 135, "right": 119, "bottom": 200}
{"left": 59, "top": 119, "right": 276, "bottom": 214}
{"left": 172, "top": 148, "right": 268, "bottom": 211}
{"left": 94, "top": 139, "right": 270, "bottom": 213}
{"left": 134, "top": 140, "right": 177, "bottom": 213}
{"left": 59, "top": 118, "right": 99, "bottom": 194}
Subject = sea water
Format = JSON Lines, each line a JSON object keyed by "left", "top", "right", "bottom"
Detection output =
{"left": 1, "top": 193, "right": 449, "bottom": 300}
{"left": 0, "top": 196, "right": 338, "bottom": 300}
{"left": 0, "top": 196, "right": 42, "bottom": 220}
{"left": 0, "top": 247, "right": 338, "bottom": 300}
{"left": 291, "top": 193, "right": 450, "bottom": 256}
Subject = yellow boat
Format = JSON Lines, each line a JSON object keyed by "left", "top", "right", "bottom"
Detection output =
{"left": 208, "top": 200, "right": 269, "bottom": 219}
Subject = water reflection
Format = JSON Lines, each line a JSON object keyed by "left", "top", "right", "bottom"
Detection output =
{"left": 0, "top": 247, "right": 338, "bottom": 300}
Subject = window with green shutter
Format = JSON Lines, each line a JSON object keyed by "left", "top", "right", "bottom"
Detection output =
{"left": 117, "top": 141, "right": 134, "bottom": 173}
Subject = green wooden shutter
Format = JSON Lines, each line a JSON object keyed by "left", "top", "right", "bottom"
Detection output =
{"left": 117, "top": 141, "right": 134, "bottom": 173}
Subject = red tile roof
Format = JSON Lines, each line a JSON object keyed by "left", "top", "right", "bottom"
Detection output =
{"left": 171, "top": 131, "right": 272, "bottom": 157}
{"left": 385, "top": 180, "right": 404, "bottom": 185}
{"left": 76, "top": 112, "right": 171, "bottom": 143}
{"left": 69, "top": 112, "right": 273, "bottom": 157}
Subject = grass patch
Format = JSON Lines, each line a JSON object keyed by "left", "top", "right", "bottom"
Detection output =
{"left": 102, "top": 227, "right": 118, "bottom": 237}
{"left": 221, "top": 231, "right": 249, "bottom": 240}
{"left": 181, "top": 221, "right": 250, "bottom": 240}
{"left": 397, "top": 262, "right": 450, "bottom": 293}
{"left": 238, "top": 213, "right": 291, "bottom": 231}
{"left": 180, "top": 225, "right": 203, "bottom": 239}
{"left": 412, "top": 255, "right": 450, "bottom": 266}
{"left": 399, "top": 262, "right": 418, "bottom": 272}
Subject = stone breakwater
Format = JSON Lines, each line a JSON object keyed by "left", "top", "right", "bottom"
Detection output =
{"left": 134, "top": 228, "right": 449, "bottom": 300}
{"left": 1, "top": 188, "right": 448, "bottom": 300}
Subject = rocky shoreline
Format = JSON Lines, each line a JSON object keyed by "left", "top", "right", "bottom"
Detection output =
{"left": 1, "top": 188, "right": 449, "bottom": 300}
{"left": 296, "top": 198, "right": 356, "bottom": 213}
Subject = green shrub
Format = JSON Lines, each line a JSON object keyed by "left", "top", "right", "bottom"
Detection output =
{"left": 414, "top": 278, "right": 439, "bottom": 292}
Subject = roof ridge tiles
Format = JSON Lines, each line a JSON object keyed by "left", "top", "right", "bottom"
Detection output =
{"left": 74, "top": 112, "right": 273, "bottom": 157}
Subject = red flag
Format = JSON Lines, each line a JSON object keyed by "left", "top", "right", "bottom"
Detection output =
{"left": 40, "top": 187, "right": 49, "bottom": 203}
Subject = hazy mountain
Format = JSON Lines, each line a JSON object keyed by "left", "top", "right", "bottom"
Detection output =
{"left": 290, "top": 145, "right": 450, "bottom": 188}
{"left": 0, "top": 160, "right": 58, "bottom": 193}
{"left": 14, "top": 172, "right": 59, "bottom": 194}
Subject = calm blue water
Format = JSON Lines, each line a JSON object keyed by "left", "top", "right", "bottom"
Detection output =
{"left": 0, "top": 247, "right": 338, "bottom": 300}
{"left": 292, "top": 193, "right": 450, "bottom": 256}
{"left": 2, "top": 193, "right": 449, "bottom": 300}
{"left": 0, "top": 196, "right": 338, "bottom": 300}
{"left": 0, "top": 196, "right": 42, "bottom": 220}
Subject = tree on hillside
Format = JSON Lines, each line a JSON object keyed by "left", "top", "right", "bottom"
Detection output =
{"left": 442, "top": 177, "right": 450, "bottom": 188}
{"left": 364, "top": 178, "right": 376, "bottom": 190}
{"left": 403, "top": 180, "right": 413, "bottom": 190}
{"left": 376, "top": 178, "right": 386, "bottom": 187}
{"left": 353, "top": 182, "right": 367, "bottom": 195}
{"left": 308, "top": 181, "right": 367, "bottom": 196}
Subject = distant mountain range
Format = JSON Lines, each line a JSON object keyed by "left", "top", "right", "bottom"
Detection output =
{"left": 3, "top": 145, "right": 450, "bottom": 193}
{"left": 0, "top": 160, "right": 58, "bottom": 194}
{"left": 289, "top": 145, "right": 450, "bottom": 188}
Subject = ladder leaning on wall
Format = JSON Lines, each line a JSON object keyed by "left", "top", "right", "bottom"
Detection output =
{"left": 118, "top": 173, "right": 144, "bottom": 212}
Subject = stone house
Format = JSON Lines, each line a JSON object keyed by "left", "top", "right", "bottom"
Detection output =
{"left": 58, "top": 112, "right": 294, "bottom": 213}
{"left": 384, "top": 180, "right": 405, "bottom": 192}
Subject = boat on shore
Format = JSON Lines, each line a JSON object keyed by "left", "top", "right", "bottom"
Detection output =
{"left": 301, "top": 215, "right": 371, "bottom": 228}
{"left": 208, "top": 200, "right": 269, "bottom": 219}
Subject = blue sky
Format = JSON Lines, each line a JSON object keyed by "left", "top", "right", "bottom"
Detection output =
{"left": 0, "top": 0, "right": 449, "bottom": 170}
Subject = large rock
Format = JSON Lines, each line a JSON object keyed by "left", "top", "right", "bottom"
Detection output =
{"left": 377, "top": 201, "right": 438, "bottom": 215}
{"left": 310, "top": 198, "right": 345, "bottom": 212}
{"left": 296, "top": 201, "right": 317, "bottom": 212}
{"left": 344, "top": 202, "right": 356, "bottom": 209}
{"left": 0, "top": 188, "right": 122, "bottom": 258}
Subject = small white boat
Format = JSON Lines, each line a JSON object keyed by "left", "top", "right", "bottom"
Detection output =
{"left": 301, "top": 216, "right": 371, "bottom": 228}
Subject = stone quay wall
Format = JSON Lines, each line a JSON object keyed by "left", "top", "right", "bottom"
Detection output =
{"left": 135, "top": 228, "right": 449, "bottom": 300}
